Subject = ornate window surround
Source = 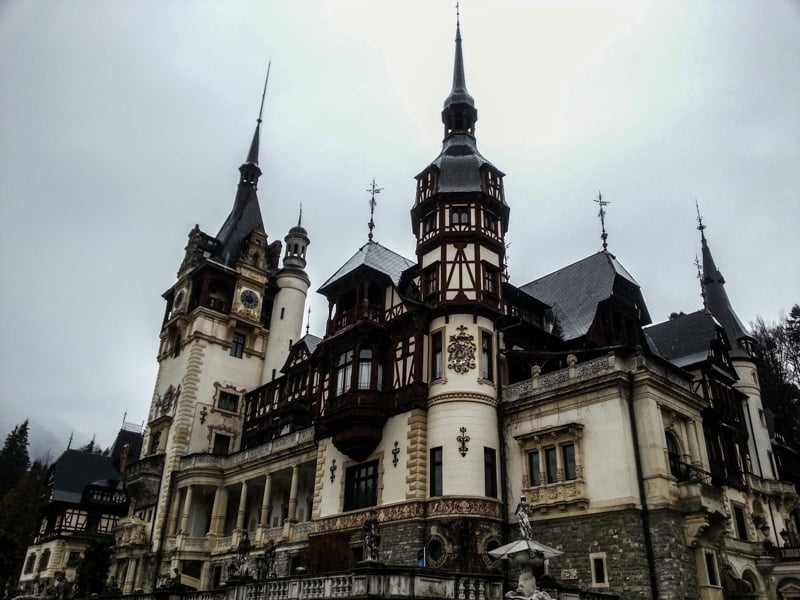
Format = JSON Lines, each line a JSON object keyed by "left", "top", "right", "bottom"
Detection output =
{"left": 515, "top": 423, "right": 587, "bottom": 512}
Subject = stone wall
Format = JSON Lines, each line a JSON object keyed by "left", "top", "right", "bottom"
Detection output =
{"left": 531, "top": 508, "right": 698, "bottom": 599}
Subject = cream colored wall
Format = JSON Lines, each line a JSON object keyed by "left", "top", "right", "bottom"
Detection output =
{"left": 261, "top": 272, "right": 309, "bottom": 384}
{"left": 427, "top": 314, "right": 499, "bottom": 497}
{"left": 733, "top": 360, "right": 773, "bottom": 480}
{"left": 505, "top": 394, "right": 640, "bottom": 511}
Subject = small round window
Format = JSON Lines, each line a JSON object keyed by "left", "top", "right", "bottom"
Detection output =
{"left": 426, "top": 535, "right": 448, "bottom": 568}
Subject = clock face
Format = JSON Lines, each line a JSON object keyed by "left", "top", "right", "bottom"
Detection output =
{"left": 240, "top": 289, "right": 259, "bottom": 309}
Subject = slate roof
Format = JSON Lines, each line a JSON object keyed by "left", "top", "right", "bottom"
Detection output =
{"left": 318, "top": 241, "right": 415, "bottom": 295}
{"left": 519, "top": 251, "right": 644, "bottom": 341}
{"left": 701, "top": 233, "right": 751, "bottom": 357}
{"left": 50, "top": 450, "right": 123, "bottom": 504}
{"left": 423, "top": 134, "right": 504, "bottom": 195}
{"left": 298, "top": 334, "right": 322, "bottom": 355}
{"left": 645, "top": 311, "right": 719, "bottom": 368}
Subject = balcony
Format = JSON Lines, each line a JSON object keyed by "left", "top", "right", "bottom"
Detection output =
{"left": 774, "top": 546, "right": 800, "bottom": 562}
{"left": 179, "top": 429, "right": 315, "bottom": 472}
{"left": 126, "top": 453, "right": 166, "bottom": 505}
{"left": 328, "top": 305, "right": 382, "bottom": 335}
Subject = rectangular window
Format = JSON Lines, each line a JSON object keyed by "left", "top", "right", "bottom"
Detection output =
{"left": 431, "top": 332, "right": 443, "bottom": 380}
{"left": 484, "top": 447, "right": 497, "bottom": 498}
{"left": 545, "top": 447, "right": 558, "bottom": 483}
{"left": 528, "top": 451, "right": 541, "bottom": 486}
{"left": 357, "top": 349, "right": 373, "bottom": 390}
{"left": 212, "top": 434, "right": 231, "bottom": 455}
{"left": 173, "top": 334, "right": 181, "bottom": 357}
{"left": 563, "top": 444, "right": 577, "bottom": 480}
{"left": 217, "top": 391, "right": 239, "bottom": 412}
{"left": 733, "top": 504, "right": 748, "bottom": 540}
{"left": 344, "top": 461, "right": 379, "bottom": 511}
{"left": 704, "top": 551, "right": 719, "bottom": 586}
{"left": 481, "top": 331, "right": 493, "bottom": 380}
{"left": 483, "top": 268, "right": 495, "bottom": 294}
{"left": 590, "top": 553, "right": 607, "bottom": 586}
{"left": 335, "top": 350, "right": 354, "bottom": 396}
{"left": 430, "top": 447, "right": 444, "bottom": 496}
{"left": 230, "top": 332, "right": 246, "bottom": 358}
{"left": 426, "top": 268, "right": 439, "bottom": 295}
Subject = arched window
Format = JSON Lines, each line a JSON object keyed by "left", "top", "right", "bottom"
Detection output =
{"left": 666, "top": 431, "right": 690, "bottom": 481}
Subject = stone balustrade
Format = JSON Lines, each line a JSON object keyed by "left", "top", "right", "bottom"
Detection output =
{"left": 179, "top": 429, "right": 314, "bottom": 471}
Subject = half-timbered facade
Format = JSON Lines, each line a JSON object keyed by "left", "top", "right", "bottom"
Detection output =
{"left": 106, "top": 13, "right": 799, "bottom": 600}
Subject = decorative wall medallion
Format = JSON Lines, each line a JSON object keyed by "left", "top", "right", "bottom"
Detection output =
{"left": 447, "top": 326, "right": 476, "bottom": 373}
{"left": 329, "top": 459, "right": 337, "bottom": 483}
{"left": 457, "top": 427, "right": 470, "bottom": 457}
{"left": 392, "top": 441, "right": 400, "bottom": 467}
{"left": 240, "top": 289, "right": 259, "bottom": 309}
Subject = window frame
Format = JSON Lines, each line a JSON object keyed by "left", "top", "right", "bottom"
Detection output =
{"left": 431, "top": 331, "right": 444, "bottom": 381}
{"left": 344, "top": 460, "right": 379, "bottom": 511}
{"left": 481, "top": 331, "right": 494, "bottom": 381}
{"left": 430, "top": 447, "right": 443, "bottom": 497}
{"left": 590, "top": 552, "right": 608, "bottom": 588}
{"left": 527, "top": 450, "right": 541, "bottom": 487}
{"left": 484, "top": 447, "right": 497, "bottom": 498}
{"left": 230, "top": 332, "right": 246, "bottom": 358}
{"left": 334, "top": 350, "right": 354, "bottom": 396}
{"left": 217, "top": 391, "right": 239, "bottom": 413}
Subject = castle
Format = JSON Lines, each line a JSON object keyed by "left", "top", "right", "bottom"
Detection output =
{"left": 100, "top": 16, "right": 800, "bottom": 600}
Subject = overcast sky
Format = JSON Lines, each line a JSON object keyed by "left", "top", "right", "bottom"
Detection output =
{"left": 1, "top": 0, "right": 798, "bottom": 458}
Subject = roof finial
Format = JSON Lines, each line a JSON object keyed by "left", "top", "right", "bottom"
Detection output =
{"left": 695, "top": 199, "right": 706, "bottom": 241}
{"left": 258, "top": 61, "right": 271, "bottom": 124}
{"left": 298, "top": 203, "right": 303, "bottom": 226}
{"left": 694, "top": 254, "right": 707, "bottom": 309}
{"left": 67, "top": 432, "right": 73, "bottom": 451}
{"left": 306, "top": 306, "right": 311, "bottom": 335}
{"left": 456, "top": 1, "right": 461, "bottom": 36}
{"left": 594, "top": 191, "right": 610, "bottom": 251}
{"left": 366, "top": 178, "right": 383, "bottom": 241}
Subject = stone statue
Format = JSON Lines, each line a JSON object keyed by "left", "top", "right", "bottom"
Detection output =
{"left": 515, "top": 496, "right": 534, "bottom": 541}
{"left": 362, "top": 517, "right": 380, "bottom": 561}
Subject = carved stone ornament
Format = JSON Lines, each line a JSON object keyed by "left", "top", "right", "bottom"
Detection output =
{"left": 447, "top": 325, "right": 476, "bottom": 374}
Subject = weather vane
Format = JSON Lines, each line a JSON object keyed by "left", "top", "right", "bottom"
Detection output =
{"left": 594, "top": 191, "right": 610, "bottom": 251}
{"left": 456, "top": 1, "right": 460, "bottom": 27}
{"left": 306, "top": 307, "right": 311, "bottom": 335}
{"left": 367, "top": 178, "right": 383, "bottom": 241}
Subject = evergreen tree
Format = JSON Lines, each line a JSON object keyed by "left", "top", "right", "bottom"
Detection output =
{"left": 0, "top": 460, "right": 47, "bottom": 595}
{"left": 752, "top": 304, "right": 800, "bottom": 453}
{"left": 0, "top": 420, "right": 31, "bottom": 500}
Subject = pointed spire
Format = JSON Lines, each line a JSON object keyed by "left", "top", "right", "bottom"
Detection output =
{"left": 442, "top": 5, "right": 477, "bottom": 137}
{"left": 245, "top": 61, "right": 271, "bottom": 167}
{"left": 695, "top": 203, "right": 752, "bottom": 357}
{"left": 215, "top": 67, "right": 270, "bottom": 265}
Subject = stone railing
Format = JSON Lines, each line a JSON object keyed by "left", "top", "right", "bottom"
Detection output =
{"left": 215, "top": 536, "right": 233, "bottom": 551}
{"left": 774, "top": 545, "right": 800, "bottom": 562}
{"left": 127, "top": 453, "right": 166, "bottom": 478}
{"left": 503, "top": 352, "right": 693, "bottom": 404}
{"left": 180, "top": 429, "right": 315, "bottom": 471}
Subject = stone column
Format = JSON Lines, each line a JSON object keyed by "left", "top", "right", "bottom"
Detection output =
{"left": 260, "top": 475, "right": 273, "bottom": 529}
{"left": 687, "top": 420, "right": 703, "bottom": 468}
{"left": 236, "top": 481, "right": 249, "bottom": 531}
{"left": 287, "top": 466, "right": 299, "bottom": 522}
{"left": 123, "top": 558, "right": 138, "bottom": 594}
{"left": 166, "top": 489, "right": 182, "bottom": 536}
{"left": 209, "top": 486, "right": 227, "bottom": 534}
{"left": 179, "top": 485, "right": 193, "bottom": 534}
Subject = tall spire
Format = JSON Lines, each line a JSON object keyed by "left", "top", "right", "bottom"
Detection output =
{"left": 696, "top": 202, "right": 752, "bottom": 357}
{"left": 215, "top": 67, "right": 271, "bottom": 265}
{"left": 442, "top": 5, "right": 477, "bottom": 138}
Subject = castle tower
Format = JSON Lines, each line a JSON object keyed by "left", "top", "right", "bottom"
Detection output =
{"left": 129, "top": 85, "right": 289, "bottom": 566}
{"left": 699, "top": 221, "right": 772, "bottom": 479}
{"left": 411, "top": 14, "right": 508, "bottom": 528}
{"left": 261, "top": 214, "right": 311, "bottom": 383}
